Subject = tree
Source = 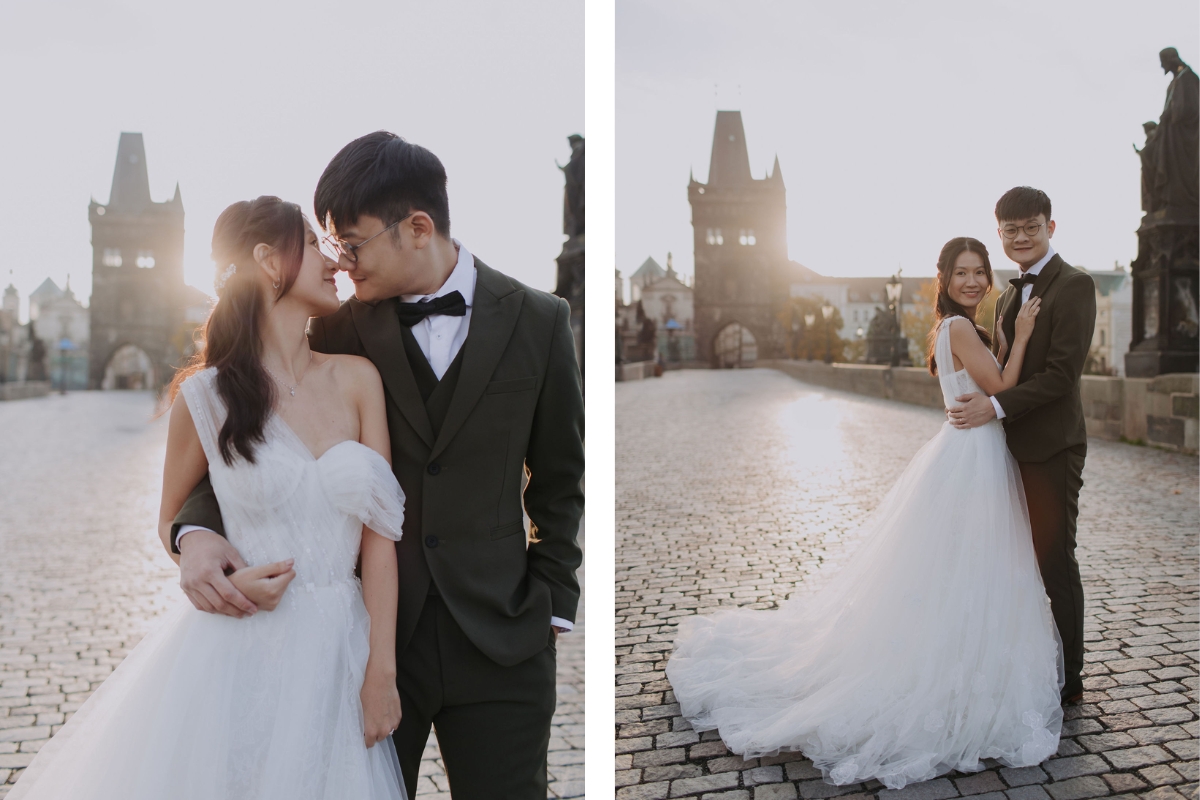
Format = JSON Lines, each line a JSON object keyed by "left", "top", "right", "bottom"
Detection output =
{"left": 780, "top": 296, "right": 849, "bottom": 362}
{"left": 901, "top": 278, "right": 938, "bottom": 367}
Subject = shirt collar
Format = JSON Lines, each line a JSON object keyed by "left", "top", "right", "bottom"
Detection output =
{"left": 1022, "top": 244, "right": 1056, "bottom": 277}
{"left": 401, "top": 239, "right": 476, "bottom": 306}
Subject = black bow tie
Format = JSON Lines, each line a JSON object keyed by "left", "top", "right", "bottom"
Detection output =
{"left": 1009, "top": 272, "right": 1038, "bottom": 291}
{"left": 395, "top": 291, "right": 467, "bottom": 327}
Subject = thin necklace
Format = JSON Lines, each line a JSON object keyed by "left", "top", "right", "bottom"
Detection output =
{"left": 264, "top": 350, "right": 312, "bottom": 398}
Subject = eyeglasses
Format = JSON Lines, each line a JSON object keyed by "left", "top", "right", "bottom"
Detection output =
{"left": 999, "top": 222, "right": 1046, "bottom": 239}
{"left": 322, "top": 213, "right": 414, "bottom": 263}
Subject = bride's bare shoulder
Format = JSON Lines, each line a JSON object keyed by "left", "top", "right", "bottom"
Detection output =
{"left": 946, "top": 316, "right": 983, "bottom": 343}
{"left": 320, "top": 353, "right": 381, "bottom": 382}
{"left": 320, "top": 354, "right": 383, "bottom": 402}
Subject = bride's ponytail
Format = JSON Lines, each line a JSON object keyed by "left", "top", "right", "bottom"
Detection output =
{"left": 927, "top": 237, "right": 994, "bottom": 376}
{"left": 165, "top": 196, "right": 306, "bottom": 464}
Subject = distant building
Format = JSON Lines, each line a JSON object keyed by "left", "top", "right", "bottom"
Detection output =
{"left": 1091, "top": 267, "right": 1133, "bottom": 376}
{"left": 28, "top": 277, "right": 89, "bottom": 389}
{"left": 641, "top": 254, "right": 696, "bottom": 363}
{"left": 629, "top": 256, "right": 666, "bottom": 303}
{"left": 88, "top": 132, "right": 190, "bottom": 390}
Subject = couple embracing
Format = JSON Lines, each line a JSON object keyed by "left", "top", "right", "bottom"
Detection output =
{"left": 11, "top": 132, "right": 584, "bottom": 800}
{"left": 668, "top": 187, "right": 1096, "bottom": 790}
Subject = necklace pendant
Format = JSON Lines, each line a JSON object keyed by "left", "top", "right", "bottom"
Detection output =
{"left": 289, "top": 388, "right": 296, "bottom": 397}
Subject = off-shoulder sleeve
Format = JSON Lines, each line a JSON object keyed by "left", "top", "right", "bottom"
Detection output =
{"left": 321, "top": 444, "right": 406, "bottom": 541}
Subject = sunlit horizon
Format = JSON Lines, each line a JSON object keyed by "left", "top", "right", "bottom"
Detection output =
{"left": 618, "top": 0, "right": 1198, "bottom": 286}
{"left": 0, "top": 0, "right": 582, "bottom": 323}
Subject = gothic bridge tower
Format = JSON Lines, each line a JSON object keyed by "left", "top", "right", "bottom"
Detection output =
{"left": 88, "top": 133, "right": 186, "bottom": 389}
{"left": 689, "top": 111, "right": 789, "bottom": 367}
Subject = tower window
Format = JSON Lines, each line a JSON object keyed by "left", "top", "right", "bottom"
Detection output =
{"left": 738, "top": 229, "right": 757, "bottom": 246}
{"left": 102, "top": 248, "right": 122, "bottom": 267}
{"left": 136, "top": 250, "right": 156, "bottom": 269}
{"left": 706, "top": 228, "right": 724, "bottom": 246}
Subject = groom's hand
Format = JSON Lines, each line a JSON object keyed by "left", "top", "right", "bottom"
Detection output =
{"left": 948, "top": 393, "right": 997, "bottom": 429}
{"left": 179, "top": 530, "right": 257, "bottom": 617}
{"left": 552, "top": 625, "right": 568, "bottom": 641}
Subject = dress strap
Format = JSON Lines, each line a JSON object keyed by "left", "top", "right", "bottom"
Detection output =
{"left": 179, "top": 367, "right": 228, "bottom": 468}
{"left": 935, "top": 318, "right": 961, "bottom": 408}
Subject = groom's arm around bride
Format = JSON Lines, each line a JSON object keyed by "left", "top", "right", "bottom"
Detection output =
{"left": 949, "top": 185, "right": 1095, "bottom": 704}
{"left": 168, "top": 131, "right": 583, "bottom": 798}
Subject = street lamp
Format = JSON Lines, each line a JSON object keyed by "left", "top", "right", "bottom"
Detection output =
{"left": 820, "top": 301, "right": 835, "bottom": 364}
{"left": 803, "top": 312, "right": 816, "bottom": 361}
{"left": 886, "top": 272, "right": 903, "bottom": 366}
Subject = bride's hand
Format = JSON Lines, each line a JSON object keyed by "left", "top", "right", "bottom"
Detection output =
{"left": 1014, "top": 297, "right": 1041, "bottom": 344}
{"left": 361, "top": 664, "right": 402, "bottom": 748}
{"left": 227, "top": 560, "right": 296, "bottom": 612}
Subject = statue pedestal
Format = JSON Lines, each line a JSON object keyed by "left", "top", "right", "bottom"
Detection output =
{"left": 1125, "top": 211, "right": 1199, "bottom": 378}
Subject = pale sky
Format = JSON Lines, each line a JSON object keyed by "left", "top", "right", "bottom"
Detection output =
{"left": 0, "top": 0, "right": 582, "bottom": 322}
{"left": 617, "top": 0, "right": 1198, "bottom": 292}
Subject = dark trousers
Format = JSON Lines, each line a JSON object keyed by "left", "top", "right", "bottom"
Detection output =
{"left": 391, "top": 595, "right": 557, "bottom": 800}
{"left": 1018, "top": 446, "right": 1086, "bottom": 697}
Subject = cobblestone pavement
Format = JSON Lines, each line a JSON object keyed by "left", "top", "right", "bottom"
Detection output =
{"left": 0, "top": 391, "right": 583, "bottom": 798}
{"left": 616, "top": 369, "right": 1197, "bottom": 800}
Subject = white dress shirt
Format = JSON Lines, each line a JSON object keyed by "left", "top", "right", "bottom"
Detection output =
{"left": 178, "top": 239, "right": 573, "bottom": 632}
{"left": 990, "top": 245, "right": 1056, "bottom": 420}
{"left": 400, "top": 239, "right": 475, "bottom": 379}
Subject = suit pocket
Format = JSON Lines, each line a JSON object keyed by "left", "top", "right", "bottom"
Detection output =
{"left": 486, "top": 376, "right": 537, "bottom": 394}
{"left": 490, "top": 519, "right": 525, "bottom": 540}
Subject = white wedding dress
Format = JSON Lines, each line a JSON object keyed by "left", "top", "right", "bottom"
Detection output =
{"left": 667, "top": 317, "right": 1063, "bottom": 790}
{"left": 11, "top": 367, "right": 409, "bottom": 800}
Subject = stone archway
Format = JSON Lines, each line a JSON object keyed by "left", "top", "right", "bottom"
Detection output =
{"left": 102, "top": 343, "right": 156, "bottom": 390}
{"left": 713, "top": 322, "right": 757, "bottom": 368}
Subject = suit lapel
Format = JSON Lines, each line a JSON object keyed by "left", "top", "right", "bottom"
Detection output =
{"left": 998, "top": 288, "right": 1018, "bottom": 365}
{"left": 999, "top": 254, "right": 1064, "bottom": 366}
{"left": 350, "top": 297, "right": 436, "bottom": 448}
{"left": 429, "top": 260, "right": 524, "bottom": 461}
{"left": 1029, "top": 254, "right": 1063, "bottom": 302}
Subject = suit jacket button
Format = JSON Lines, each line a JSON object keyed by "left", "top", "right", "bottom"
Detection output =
{"left": 427, "top": 462, "right": 441, "bottom": 475}
{"left": 424, "top": 535, "right": 438, "bottom": 548}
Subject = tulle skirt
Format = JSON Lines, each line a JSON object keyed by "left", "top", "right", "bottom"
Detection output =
{"left": 10, "top": 579, "right": 406, "bottom": 800}
{"left": 667, "top": 420, "right": 1064, "bottom": 791}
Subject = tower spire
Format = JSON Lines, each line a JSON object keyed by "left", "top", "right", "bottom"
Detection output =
{"left": 706, "top": 111, "right": 752, "bottom": 186}
{"left": 107, "top": 132, "right": 153, "bottom": 211}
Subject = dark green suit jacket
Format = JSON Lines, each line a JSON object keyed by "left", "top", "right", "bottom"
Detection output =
{"left": 173, "top": 258, "right": 584, "bottom": 667}
{"left": 991, "top": 253, "right": 1097, "bottom": 463}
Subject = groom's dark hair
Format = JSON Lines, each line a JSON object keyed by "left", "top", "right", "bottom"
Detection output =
{"left": 314, "top": 131, "right": 451, "bottom": 237}
{"left": 995, "top": 186, "right": 1052, "bottom": 223}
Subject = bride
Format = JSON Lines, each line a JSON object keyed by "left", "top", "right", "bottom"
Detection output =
{"left": 667, "top": 237, "right": 1064, "bottom": 791}
{"left": 10, "top": 196, "right": 409, "bottom": 799}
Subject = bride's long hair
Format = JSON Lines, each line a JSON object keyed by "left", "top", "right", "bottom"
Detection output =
{"left": 927, "top": 237, "right": 994, "bottom": 376}
{"left": 166, "top": 196, "right": 306, "bottom": 465}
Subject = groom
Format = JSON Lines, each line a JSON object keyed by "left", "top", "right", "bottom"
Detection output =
{"left": 949, "top": 186, "right": 1095, "bottom": 705}
{"left": 170, "top": 132, "right": 584, "bottom": 799}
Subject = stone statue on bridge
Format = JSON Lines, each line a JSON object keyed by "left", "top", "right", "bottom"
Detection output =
{"left": 1126, "top": 47, "right": 1200, "bottom": 377}
{"left": 1147, "top": 48, "right": 1198, "bottom": 218}
{"left": 1133, "top": 121, "right": 1159, "bottom": 213}
{"left": 560, "top": 134, "right": 585, "bottom": 238}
